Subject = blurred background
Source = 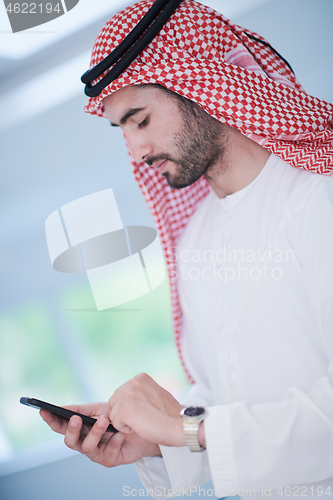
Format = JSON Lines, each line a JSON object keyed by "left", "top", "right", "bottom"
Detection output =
{"left": 0, "top": 0, "right": 332, "bottom": 498}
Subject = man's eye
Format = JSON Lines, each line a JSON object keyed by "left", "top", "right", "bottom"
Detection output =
{"left": 138, "top": 117, "right": 149, "bottom": 128}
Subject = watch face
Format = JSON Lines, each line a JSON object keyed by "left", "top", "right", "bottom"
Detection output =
{"left": 184, "top": 406, "right": 205, "bottom": 417}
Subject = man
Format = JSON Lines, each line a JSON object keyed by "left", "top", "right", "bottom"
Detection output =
{"left": 41, "top": 0, "right": 333, "bottom": 498}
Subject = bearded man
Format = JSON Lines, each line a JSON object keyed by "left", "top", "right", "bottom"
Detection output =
{"left": 41, "top": 1, "right": 333, "bottom": 498}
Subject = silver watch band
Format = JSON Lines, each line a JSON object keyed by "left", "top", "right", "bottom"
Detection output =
{"left": 181, "top": 406, "right": 207, "bottom": 452}
{"left": 182, "top": 420, "right": 205, "bottom": 452}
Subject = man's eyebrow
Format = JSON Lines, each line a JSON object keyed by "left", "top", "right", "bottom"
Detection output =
{"left": 110, "top": 107, "right": 146, "bottom": 127}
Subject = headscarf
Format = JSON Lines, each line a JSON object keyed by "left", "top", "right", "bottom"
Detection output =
{"left": 84, "top": 0, "right": 333, "bottom": 382}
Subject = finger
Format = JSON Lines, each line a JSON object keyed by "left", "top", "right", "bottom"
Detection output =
{"left": 81, "top": 416, "right": 111, "bottom": 455}
{"left": 118, "top": 425, "right": 133, "bottom": 434}
{"left": 104, "top": 430, "right": 127, "bottom": 454}
{"left": 109, "top": 398, "right": 130, "bottom": 435}
{"left": 108, "top": 385, "right": 126, "bottom": 410}
{"left": 94, "top": 431, "right": 128, "bottom": 467}
{"left": 100, "top": 431, "right": 127, "bottom": 462}
{"left": 64, "top": 416, "right": 83, "bottom": 451}
{"left": 107, "top": 377, "right": 141, "bottom": 410}
{"left": 107, "top": 374, "right": 155, "bottom": 412}
{"left": 39, "top": 410, "right": 69, "bottom": 435}
{"left": 40, "top": 409, "right": 55, "bottom": 424}
{"left": 107, "top": 430, "right": 127, "bottom": 448}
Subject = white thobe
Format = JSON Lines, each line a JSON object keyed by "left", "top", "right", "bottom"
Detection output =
{"left": 135, "top": 154, "right": 333, "bottom": 499}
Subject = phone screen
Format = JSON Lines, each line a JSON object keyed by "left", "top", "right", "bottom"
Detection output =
{"left": 20, "top": 397, "right": 118, "bottom": 433}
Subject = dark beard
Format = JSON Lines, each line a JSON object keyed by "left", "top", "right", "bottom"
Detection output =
{"left": 150, "top": 91, "right": 227, "bottom": 189}
{"left": 167, "top": 114, "right": 226, "bottom": 189}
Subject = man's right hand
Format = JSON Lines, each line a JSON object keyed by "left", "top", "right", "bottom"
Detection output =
{"left": 40, "top": 402, "right": 161, "bottom": 467}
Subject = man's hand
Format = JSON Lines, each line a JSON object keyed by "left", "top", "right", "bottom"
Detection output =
{"left": 108, "top": 373, "right": 186, "bottom": 447}
{"left": 40, "top": 402, "right": 161, "bottom": 467}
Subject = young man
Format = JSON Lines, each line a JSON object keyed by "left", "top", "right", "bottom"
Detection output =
{"left": 41, "top": 1, "right": 333, "bottom": 498}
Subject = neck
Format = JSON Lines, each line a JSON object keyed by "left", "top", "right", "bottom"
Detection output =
{"left": 204, "top": 127, "right": 271, "bottom": 199}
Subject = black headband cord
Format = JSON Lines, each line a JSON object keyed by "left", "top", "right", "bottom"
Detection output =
{"left": 81, "top": 0, "right": 184, "bottom": 97}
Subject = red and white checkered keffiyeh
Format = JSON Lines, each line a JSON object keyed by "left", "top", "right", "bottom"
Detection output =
{"left": 84, "top": 0, "right": 333, "bottom": 382}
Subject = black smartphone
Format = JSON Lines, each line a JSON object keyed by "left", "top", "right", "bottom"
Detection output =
{"left": 20, "top": 397, "right": 118, "bottom": 433}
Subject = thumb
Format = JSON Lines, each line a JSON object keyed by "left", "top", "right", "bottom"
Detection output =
{"left": 109, "top": 430, "right": 127, "bottom": 448}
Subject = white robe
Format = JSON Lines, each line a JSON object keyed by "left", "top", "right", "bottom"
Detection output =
{"left": 136, "top": 154, "right": 333, "bottom": 499}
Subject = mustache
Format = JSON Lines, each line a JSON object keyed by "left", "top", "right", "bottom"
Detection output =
{"left": 145, "top": 153, "right": 173, "bottom": 166}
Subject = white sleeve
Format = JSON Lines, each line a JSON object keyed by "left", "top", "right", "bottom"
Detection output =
{"left": 205, "top": 373, "right": 333, "bottom": 493}
{"left": 205, "top": 178, "right": 333, "bottom": 493}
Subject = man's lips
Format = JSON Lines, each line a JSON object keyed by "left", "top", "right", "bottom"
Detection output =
{"left": 154, "top": 160, "right": 169, "bottom": 174}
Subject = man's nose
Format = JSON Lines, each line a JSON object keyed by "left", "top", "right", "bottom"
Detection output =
{"left": 126, "top": 134, "right": 153, "bottom": 164}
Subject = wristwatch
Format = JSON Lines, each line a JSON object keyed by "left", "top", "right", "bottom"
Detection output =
{"left": 180, "top": 406, "right": 207, "bottom": 452}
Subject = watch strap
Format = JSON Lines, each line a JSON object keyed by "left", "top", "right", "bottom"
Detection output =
{"left": 181, "top": 406, "right": 207, "bottom": 452}
{"left": 183, "top": 420, "right": 205, "bottom": 452}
